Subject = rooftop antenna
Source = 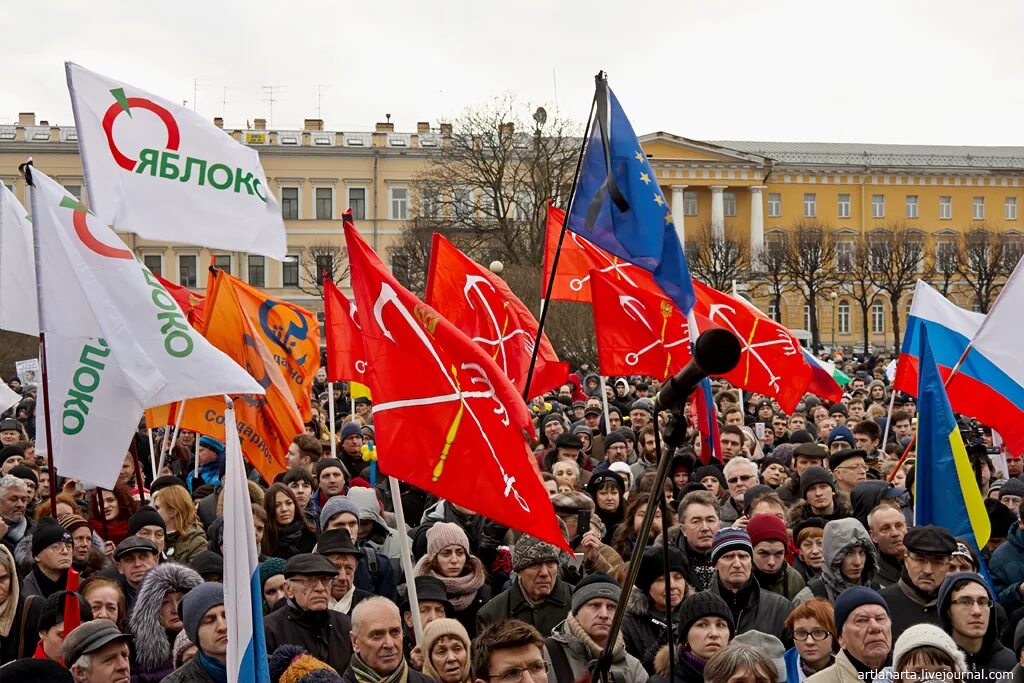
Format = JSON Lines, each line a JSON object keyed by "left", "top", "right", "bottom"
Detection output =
{"left": 316, "top": 84, "right": 330, "bottom": 120}
{"left": 262, "top": 85, "right": 284, "bottom": 127}
{"left": 221, "top": 85, "right": 237, "bottom": 120}
{"left": 193, "top": 77, "right": 199, "bottom": 111}
{"left": 552, "top": 68, "right": 559, "bottom": 110}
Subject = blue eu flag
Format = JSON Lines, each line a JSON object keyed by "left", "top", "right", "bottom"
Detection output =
{"left": 566, "top": 78, "right": 696, "bottom": 314}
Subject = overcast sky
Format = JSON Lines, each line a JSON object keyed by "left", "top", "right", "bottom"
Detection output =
{"left": 4, "top": 0, "right": 1024, "bottom": 146}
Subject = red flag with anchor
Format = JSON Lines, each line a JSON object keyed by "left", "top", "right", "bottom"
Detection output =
{"left": 426, "top": 233, "right": 568, "bottom": 398}
{"left": 590, "top": 268, "right": 706, "bottom": 381}
{"left": 324, "top": 276, "right": 369, "bottom": 383}
{"left": 542, "top": 203, "right": 646, "bottom": 303}
{"left": 345, "top": 221, "right": 568, "bottom": 550}
{"left": 692, "top": 281, "right": 812, "bottom": 412}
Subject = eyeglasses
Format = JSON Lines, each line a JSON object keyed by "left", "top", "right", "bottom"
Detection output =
{"left": 792, "top": 628, "right": 831, "bottom": 641}
{"left": 951, "top": 596, "right": 993, "bottom": 609}
{"left": 727, "top": 474, "right": 755, "bottom": 485}
{"left": 835, "top": 465, "right": 869, "bottom": 474}
{"left": 488, "top": 661, "right": 549, "bottom": 683}
{"left": 291, "top": 576, "right": 335, "bottom": 589}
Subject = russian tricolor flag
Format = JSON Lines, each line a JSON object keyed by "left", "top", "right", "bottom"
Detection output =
{"left": 895, "top": 280, "right": 1024, "bottom": 453}
{"left": 223, "top": 400, "right": 271, "bottom": 683}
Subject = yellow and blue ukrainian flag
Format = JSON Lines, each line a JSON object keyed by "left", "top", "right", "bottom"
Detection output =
{"left": 914, "top": 325, "right": 990, "bottom": 550}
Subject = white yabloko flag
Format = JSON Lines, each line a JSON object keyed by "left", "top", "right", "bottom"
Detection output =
{"left": 30, "top": 169, "right": 264, "bottom": 487}
{"left": 66, "top": 62, "right": 286, "bottom": 260}
{"left": 0, "top": 182, "right": 39, "bottom": 336}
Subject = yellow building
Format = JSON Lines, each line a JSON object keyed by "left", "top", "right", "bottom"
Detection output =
{"left": 3, "top": 111, "right": 1021, "bottom": 350}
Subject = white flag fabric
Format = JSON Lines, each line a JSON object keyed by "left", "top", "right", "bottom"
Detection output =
{"left": 31, "top": 169, "right": 264, "bottom": 486}
{"left": 223, "top": 401, "right": 271, "bottom": 683}
{"left": 970, "top": 254, "right": 1024, "bottom": 389}
{"left": 0, "top": 182, "right": 38, "bottom": 336}
{"left": 0, "top": 382, "right": 20, "bottom": 415}
{"left": 66, "top": 62, "right": 286, "bottom": 259}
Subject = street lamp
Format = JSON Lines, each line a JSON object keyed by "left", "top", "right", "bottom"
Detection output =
{"left": 830, "top": 291, "right": 838, "bottom": 355}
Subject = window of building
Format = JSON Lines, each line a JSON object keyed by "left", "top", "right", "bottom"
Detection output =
{"left": 803, "top": 304, "right": 811, "bottom": 331}
{"left": 1003, "top": 239, "right": 1023, "bottom": 270}
{"left": 871, "top": 301, "right": 884, "bottom": 334}
{"left": 871, "top": 194, "right": 885, "bottom": 219}
{"left": 936, "top": 239, "right": 956, "bottom": 264}
{"left": 143, "top": 254, "right": 162, "bottom": 276}
{"left": 906, "top": 195, "right": 919, "bottom": 219}
{"left": 248, "top": 255, "right": 265, "bottom": 287}
{"left": 64, "top": 185, "right": 82, "bottom": 201}
{"left": 348, "top": 188, "right": 367, "bottom": 220}
{"left": 803, "top": 193, "right": 816, "bottom": 218}
{"left": 390, "top": 188, "right": 409, "bottom": 220}
{"left": 315, "top": 187, "right": 333, "bottom": 220}
{"left": 454, "top": 187, "right": 474, "bottom": 219}
{"left": 940, "top": 196, "right": 952, "bottom": 220}
{"left": 213, "top": 254, "right": 231, "bottom": 275}
{"left": 1006, "top": 197, "right": 1018, "bottom": 220}
{"left": 421, "top": 188, "right": 440, "bottom": 218}
{"left": 837, "top": 240, "right": 854, "bottom": 272}
{"left": 283, "top": 255, "right": 299, "bottom": 288}
{"left": 281, "top": 187, "right": 299, "bottom": 220}
{"left": 838, "top": 302, "right": 850, "bottom": 334}
{"left": 837, "top": 194, "right": 851, "bottom": 219}
{"left": 973, "top": 196, "right": 985, "bottom": 220}
{"left": 767, "top": 192, "right": 781, "bottom": 217}
{"left": 315, "top": 254, "right": 334, "bottom": 280}
{"left": 767, "top": 302, "right": 779, "bottom": 323}
{"left": 178, "top": 255, "right": 197, "bottom": 288}
{"left": 683, "top": 191, "right": 698, "bottom": 216}
{"left": 723, "top": 191, "right": 736, "bottom": 217}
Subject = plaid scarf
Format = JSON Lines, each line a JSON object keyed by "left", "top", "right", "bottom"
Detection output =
{"left": 350, "top": 653, "right": 409, "bottom": 683}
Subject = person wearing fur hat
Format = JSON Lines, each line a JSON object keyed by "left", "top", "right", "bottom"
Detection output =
{"left": 128, "top": 562, "right": 202, "bottom": 682}
{"left": 543, "top": 574, "right": 647, "bottom": 683}
{"left": 648, "top": 592, "right": 735, "bottom": 683}
{"left": 748, "top": 514, "right": 806, "bottom": 601}
{"left": 420, "top": 618, "right": 471, "bottom": 683}
{"left": 623, "top": 546, "right": 689, "bottom": 672}
{"left": 476, "top": 535, "right": 571, "bottom": 637}
{"left": 937, "top": 572, "right": 1015, "bottom": 677}
{"left": 804, "top": 587, "right": 891, "bottom": 683}
{"left": 413, "top": 523, "right": 491, "bottom": 637}
{"left": 706, "top": 528, "right": 793, "bottom": 641}
{"left": 162, "top": 583, "right": 227, "bottom": 683}
{"left": 891, "top": 623, "right": 966, "bottom": 679}
{"left": 794, "top": 519, "right": 879, "bottom": 605}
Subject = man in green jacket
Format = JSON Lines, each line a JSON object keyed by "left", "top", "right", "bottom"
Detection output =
{"left": 477, "top": 536, "right": 572, "bottom": 636}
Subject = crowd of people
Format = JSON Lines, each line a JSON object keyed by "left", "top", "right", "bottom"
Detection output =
{"left": 0, "top": 355, "right": 1022, "bottom": 683}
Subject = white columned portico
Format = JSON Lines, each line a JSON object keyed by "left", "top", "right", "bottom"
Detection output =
{"left": 749, "top": 185, "right": 767, "bottom": 250}
{"left": 670, "top": 185, "right": 687, "bottom": 244}
{"left": 709, "top": 185, "right": 727, "bottom": 240}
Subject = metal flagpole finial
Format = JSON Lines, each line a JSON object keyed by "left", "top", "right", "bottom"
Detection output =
{"left": 17, "top": 158, "right": 34, "bottom": 186}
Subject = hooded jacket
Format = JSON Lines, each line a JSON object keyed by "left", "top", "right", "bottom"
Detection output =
{"left": 850, "top": 481, "right": 897, "bottom": 530}
{"left": 346, "top": 486, "right": 404, "bottom": 561}
{"left": 128, "top": 562, "right": 203, "bottom": 683}
{"left": 787, "top": 492, "right": 855, "bottom": 528}
{"left": 794, "top": 518, "right": 879, "bottom": 604}
{"left": 937, "top": 572, "right": 1016, "bottom": 679}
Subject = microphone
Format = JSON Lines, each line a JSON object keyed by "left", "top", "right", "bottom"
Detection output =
{"left": 655, "top": 328, "right": 741, "bottom": 410}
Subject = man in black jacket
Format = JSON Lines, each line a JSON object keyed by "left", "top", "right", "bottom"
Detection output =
{"left": 317, "top": 529, "right": 372, "bottom": 616}
{"left": 668, "top": 490, "right": 719, "bottom": 591}
{"left": 476, "top": 536, "right": 571, "bottom": 636}
{"left": 264, "top": 553, "right": 354, "bottom": 674}
{"left": 878, "top": 525, "right": 955, "bottom": 640}
{"left": 344, "top": 596, "right": 434, "bottom": 683}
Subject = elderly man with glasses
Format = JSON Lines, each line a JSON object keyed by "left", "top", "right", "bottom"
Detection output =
{"left": 720, "top": 457, "right": 759, "bottom": 527}
{"left": 828, "top": 450, "right": 869, "bottom": 495}
{"left": 265, "top": 552, "right": 354, "bottom": 674}
{"left": 879, "top": 525, "right": 956, "bottom": 641}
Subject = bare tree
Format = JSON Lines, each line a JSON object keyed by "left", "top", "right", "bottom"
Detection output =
{"left": 956, "top": 228, "right": 1011, "bottom": 312}
{"left": 933, "top": 236, "right": 961, "bottom": 298}
{"left": 866, "top": 224, "right": 930, "bottom": 351}
{"left": 751, "top": 235, "right": 790, "bottom": 323}
{"left": 408, "top": 95, "right": 581, "bottom": 270}
{"left": 782, "top": 222, "right": 838, "bottom": 352}
{"left": 685, "top": 222, "right": 750, "bottom": 292}
{"left": 0, "top": 331, "right": 37, "bottom": 385}
{"left": 838, "top": 233, "right": 877, "bottom": 353}
{"left": 297, "top": 241, "right": 349, "bottom": 298}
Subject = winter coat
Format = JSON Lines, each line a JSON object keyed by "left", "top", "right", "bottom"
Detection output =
{"left": 165, "top": 525, "right": 208, "bottom": 566}
{"left": 804, "top": 650, "right": 888, "bottom": 683}
{"left": 792, "top": 555, "right": 822, "bottom": 583}
{"left": 622, "top": 589, "right": 670, "bottom": 673}
{"left": 850, "top": 481, "right": 898, "bottom": 530}
{"left": 787, "top": 494, "right": 855, "bottom": 528}
{"left": 0, "top": 594, "right": 38, "bottom": 665}
{"left": 264, "top": 599, "right": 354, "bottom": 675}
{"left": 128, "top": 562, "right": 202, "bottom": 683}
{"left": 708, "top": 574, "right": 793, "bottom": 645}
{"left": 476, "top": 578, "right": 572, "bottom": 637}
{"left": 648, "top": 645, "right": 706, "bottom": 683}
{"left": 664, "top": 528, "right": 714, "bottom": 592}
{"left": 20, "top": 566, "right": 67, "bottom": 599}
{"left": 340, "top": 660, "right": 436, "bottom": 683}
{"left": 878, "top": 576, "right": 940, "bottom": 642}
{"left": 793, "top": 518, "right": 879, "bottom": 604}
{"left": 873, "top": 549, "right": 902, "bottom": 590}
{"left": 753, "top": 563, "right": 807, "bottom": 602}
{"left": 719, "top": 497, "right": 743, "bottom": 527}
{"left": 544, "top": 614, "right": 648, "bottom": 683}
{"left": 937, "top": 572, "right": 1016, "bottom": 679}
{"left": 160, "top": 654, "right": 217, "bottom": 683}
{"left": 989, "top": 522, "right": 1024, "bottom": 612}
{"left": 346, "top": 486, "right": 406, "bottom": 562}
{"left": 785, "top": 647, "right": 836, "bottom": 683}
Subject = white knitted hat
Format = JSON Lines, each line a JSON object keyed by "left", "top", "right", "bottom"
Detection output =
{"left": 892, "top": 624, "right": 966, "bottom": 673}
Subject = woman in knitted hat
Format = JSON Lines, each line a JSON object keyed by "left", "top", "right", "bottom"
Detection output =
{"left": 152, "top": 485, "right": 207, "bottom": 565}
{"left": 650, "top": 592, "right": 735, "bottom": 683}
{"left": 692, "top": 465, "right": 726, "bottom": 502}
{"left": 128, "top": 562, "right": 203, "bottom": 682}
{"left": 421, "top": 618, "right": 472, "bottom": 683}
{"left": 262, "top": 484, "right": 317, "bottom": 559}
{"left": 891, "top": 623, "right": 966, "bottom": 678}
{"left": 413, "top": 522, "right": 490, "bottom": 637}
{"left": 611, "top": 493, "right": 663, "bottom": 562}
{"left": 623, "top": 546, "right": 689, "bottom": 672}
{"left": 587, "top": 471, "right": 626, "bottom": 545}
{"left": 260, "top": 557, "right": 288, "bottom": 613}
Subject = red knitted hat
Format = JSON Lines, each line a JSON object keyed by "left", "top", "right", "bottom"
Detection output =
{"left": 747, "top": 513, "right": 788, "bottom": 547}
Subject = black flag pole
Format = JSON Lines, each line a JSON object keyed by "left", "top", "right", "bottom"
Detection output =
{"left": 520, "top": 72, "right": 602, "bottom": 402}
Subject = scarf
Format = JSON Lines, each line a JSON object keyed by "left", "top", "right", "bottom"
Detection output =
{"left": 275, "top": 519, "right": 306, "bottom": 556}
{"left": 350, "top": 652, "right": 409, "bottom": 683}
{"left": 3, "top": 516, "right": 27, "bottom": 543}
{"left": 90, "top": 516, "right": 131, "bottom": 546}
{"left": 563, "top": 612, "right": 626, "bottom": 662}
{"left": 413, "top": 556, "right": 486, "bottom": 611}
{"left": 199, "top": 651, "right": 229, "bottom": 683}
{"left": 34, "top": 640, "right": 60, "bottom": 662}
{"left": 681, "top": 649, "right": 706, "bottom": 676}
